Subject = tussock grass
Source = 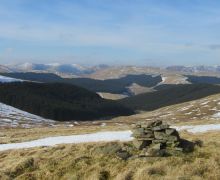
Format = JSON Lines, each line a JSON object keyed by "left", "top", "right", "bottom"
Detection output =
{"left": 0, "top": 131, "right": 220, "bottom": 180}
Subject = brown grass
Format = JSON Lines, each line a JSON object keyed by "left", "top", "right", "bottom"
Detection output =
{"left": 0, "top": 131, "right": 220, "bottom": 180}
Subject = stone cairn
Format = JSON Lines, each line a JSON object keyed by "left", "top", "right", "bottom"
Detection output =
{"left": 132, "top": 120, "right": 193, "bottom": 156}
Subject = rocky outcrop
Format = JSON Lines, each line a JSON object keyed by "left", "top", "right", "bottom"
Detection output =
{"left": 132, "top": 120, "right": 194, "bottom": 156}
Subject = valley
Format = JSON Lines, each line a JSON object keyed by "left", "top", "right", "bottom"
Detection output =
{"left": 1, "top": 64, "right": 220, "bottom": 179}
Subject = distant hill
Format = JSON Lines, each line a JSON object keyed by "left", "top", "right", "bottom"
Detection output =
{"left": 0, "top": 65, "right": 12, "bottom": 73}
{"left": 118, "top": 84, "right": 220, "bottom": 111}
{"left": 0, "top": 82, "right": 133, "bottom": 121}
{"left": 186, "top": 75, "right": 220, "bottom": 84}
{"left": 7, "top": 63, "right": 96, "bottom": 75}
{"left": 1, "top": 73, "right": 162, "bottom": 94}
{"left": 166, "top": 65, "right": 220, "bottom": 74}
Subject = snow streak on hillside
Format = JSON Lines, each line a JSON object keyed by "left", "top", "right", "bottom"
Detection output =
{"left": 0, "top": 103, "right": 54, "bottom": 128}
{"left": 0, "top": 75, "right": 22, "bottom": 83}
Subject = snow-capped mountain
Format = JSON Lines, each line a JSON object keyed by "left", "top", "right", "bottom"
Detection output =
{"left": 7, "top": 63, "right": 94, "bottom": 75}
{"left": 166, "top": 65, "right": 220, "bottom": 73}
{"left": 0, "top": 65, "right": 12, "bottom": 73}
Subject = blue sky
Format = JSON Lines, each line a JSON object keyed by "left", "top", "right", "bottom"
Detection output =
{"left": 0, "top": 0, "right": 220, "bottom": 66}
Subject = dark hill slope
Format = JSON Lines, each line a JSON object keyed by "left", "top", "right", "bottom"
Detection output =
{"left": 1, "top": 73, "right": 162, "bottom": 94}
{"left": 118, "top": 84, "right": 220, "bottom": 111}
{"left": 0, "top": 82, "right": 133, "bottom": 121}
{"left": 186, "top": 75, "right": 220, "bottom": 84}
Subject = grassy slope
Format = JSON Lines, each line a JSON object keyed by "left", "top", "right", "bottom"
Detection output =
{"left": 0, "top": 131, "right": 219, "bottom": 180}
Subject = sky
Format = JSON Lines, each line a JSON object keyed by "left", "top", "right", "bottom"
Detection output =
{"left": 0, "top": 0, "right": 220, "bottom": 66}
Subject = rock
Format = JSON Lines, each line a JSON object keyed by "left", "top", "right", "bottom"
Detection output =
{"left": 139, "top": 148, "right": 148, "bottom": 157}
{"left": 166, "top": 141, "right": 180, "bottom": 148}
{"left": 151, "top": 143, "right": 162, "bottom": 150}
{"left": 167, "top": 135, "right": 179, "bottom": 142}
{"left": 116, "top": 150, "right": 131, "bottom": 160}
{"left": 133, "top": 140, "right": 151, "bottom": 150}
{"left": 147, "top": 149, "right": 167, "bottom": 157}
{"left": 138, "top": 133, "right": 154, "bottom": 138}
{"left": 132, "top": 128, "right": 145, "bottom": 137}
{"left": 154, "top": 131, "right": 168, "bottom": 140}
{"left": 152, "top": 124, "right": 169, "bottom": 131}
{"left": 131, "top": 120, "right": 195, "bottom": 156}
{"left": 152, "top": 139, "right": 167, "bottom": 144}
{"left": 165, "top": 128, "right": 176, "bottom": 135}
{"left": 175, "top": 147, "right": 184, "bottom": 152}
{"left": 179, "top": 139, "right": 195, "bottom": 153}
{"left": 147, "top": 120, "right": 163, "bottom": 128}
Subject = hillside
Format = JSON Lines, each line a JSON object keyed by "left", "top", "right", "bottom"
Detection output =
{"left": 1, "top": 73, "right": 162, "bottom": 94}
{"left": 0, "top": 102, "right": 54, "bottom": 128}
{"left": 118, "top": 84, "right": 220, "bottom": 111}
{"left": 186, "top": 75, "right": 220, "bottom": 84}
{"left": 0, "top": 82, "right": 133, "bottom": 121}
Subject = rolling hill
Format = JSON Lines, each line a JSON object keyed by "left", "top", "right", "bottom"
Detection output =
{"left": 118, "top": 84, "right": 220, "bottom": 112}
{"left": 1, "top": 72, "right": 162, "bottom": 94}
{"left": 186, "top": 75, "right": 220, "bottom": 84}
{"left": 0, "top": 82, "right": 133, "bottom": 121}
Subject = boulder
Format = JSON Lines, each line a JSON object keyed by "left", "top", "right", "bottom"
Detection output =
{"left": 179, "top": 139, "right": 195, "bottom": 153}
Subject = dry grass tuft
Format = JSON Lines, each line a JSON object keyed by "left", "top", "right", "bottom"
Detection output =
{"left": 0, "top": 131, "right": 220, "bottom": 179}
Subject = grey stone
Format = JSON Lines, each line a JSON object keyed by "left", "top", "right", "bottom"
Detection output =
{"left": 147, "top": 120, "right": 163, "bottom": 128}
{"left": 175, "top": 147, "right": 184, "bottom": 152}
{"left": 152, "top": 139, "right": 167, "bottom": 144}
{"left": 116, "top": 150, "right": 131, "bottom": 160}
{"left": 154, "top": 131, "right": 168, "bottom": 140}
{"left": 165, "top": 128, "right": 176, "bottom": 135}
{"left": 131, "top": 120, "right": 195, "bottom": 156}
{"left": 179, "top": 139, "right": 195, "bottom": 153}
{"left": 133, "top": 140, "right": 151, "bottom": 150}
{"left": 167, "top": 135, "right": 179, "bottom": 142}
{"left": 166, "top": 141, "right": 180, "bottom": 148}
{"left": 151, "top": 143, "right": 162, "bottom": 150}
{"left": 138, "top": 133, "right": 154, "bottom": 138}
{"left": 147, "top": 149, "right": 167, "bottom": 157}
{"left": 152, "top": 124, "right": 169, "bottom": 131}
{"left": 132, "top": 128, "right": 145, "bottom": 137}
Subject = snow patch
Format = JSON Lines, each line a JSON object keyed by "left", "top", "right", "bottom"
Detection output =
{"left": 0, "top": 75, "right": 22, "bottom": 83}
{"left": 0, "top": 131, "right": 133, "bottom": 151}
{"left": 0, "top": 123, "right": 220, "bottom": 151}
{"left": 0, "top": 102, "right": 54, "bottom": 127}
{"left": 173, "top": 124, "right": 220, "bottom": 133}
{"left": 213, "top": 112, "right": 220, "bottom": 118}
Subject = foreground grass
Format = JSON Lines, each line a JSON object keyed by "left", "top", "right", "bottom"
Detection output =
{"left": 0, "top": 131, "right": 220, "bottom": 180}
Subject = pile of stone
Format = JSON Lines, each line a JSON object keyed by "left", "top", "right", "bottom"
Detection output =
{"left": 132, "top": 120, "right": 194, "bottom": 156}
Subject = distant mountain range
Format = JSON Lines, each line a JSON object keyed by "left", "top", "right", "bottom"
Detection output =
{"left": 0, "top": 65, "right": 12, "bottom": 73}
{"left": 166, "top": 65, "right": 220, "bottom": 74}
{"left": 6, "top": 63, "right": 96, "bottom": 75}
{"left": 3, "top": 63, "right": 220, "bottom": 77}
